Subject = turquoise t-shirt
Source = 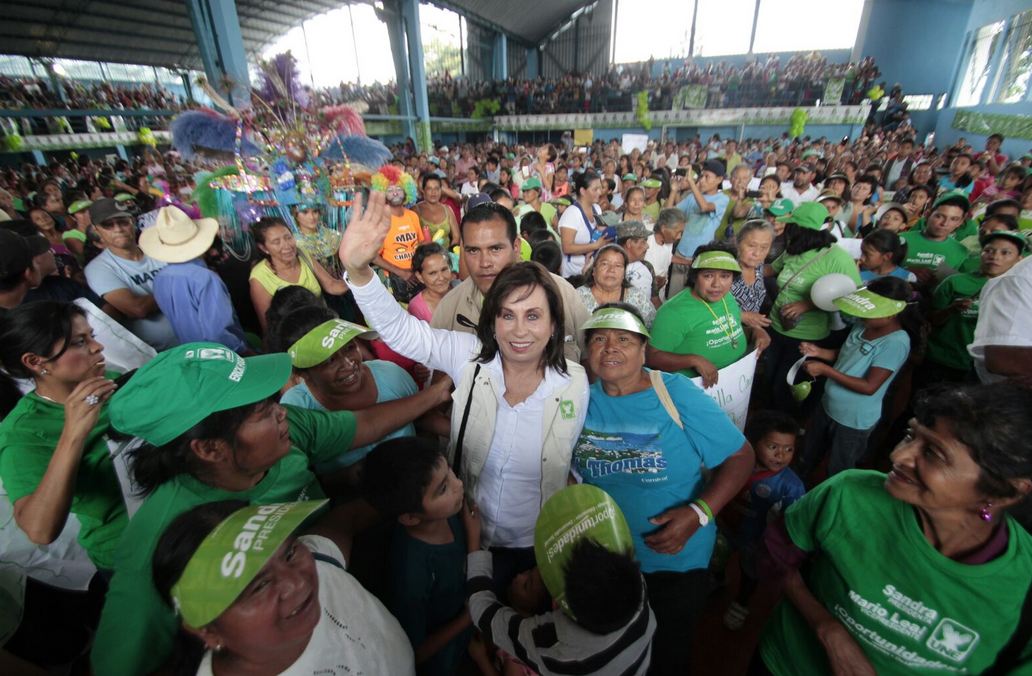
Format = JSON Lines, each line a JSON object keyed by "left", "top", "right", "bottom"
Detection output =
{"left": 675, "top": 190, "right": 731, "bottom": 258}
{"left": 823, "top": 325, "right": 910, "bottom": 430}
{"left": 761, "top": 471, "right": 1032, "bottom": 675}
{"left": 573, "top": 370, "right": 745, "bottom": 574}
{"left": 280, "top": 360, "right": 418, "bottom": 471}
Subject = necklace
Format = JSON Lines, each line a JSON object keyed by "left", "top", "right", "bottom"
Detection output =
{"left": 699, "top": 294, "right": 739, "bottom": 348}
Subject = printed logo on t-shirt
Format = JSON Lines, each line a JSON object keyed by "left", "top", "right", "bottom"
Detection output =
{"left": 910, "top": 251, "right": 946, "bottom": 268}
{"left": 926, "top": 618, "right": 979, "bottom": 663}
{"left": 575, "top": 429, "right": 669, "bottom": 483}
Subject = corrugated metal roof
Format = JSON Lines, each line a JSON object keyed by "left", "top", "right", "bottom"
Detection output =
{"left": 0, "top": 0, "right": 345, "bottom": 69}
{"left": 422, "top": 0, "right": 596, "bottom": 45}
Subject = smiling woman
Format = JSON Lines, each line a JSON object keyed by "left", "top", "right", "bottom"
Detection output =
{"left": 757, "top": 383, "right": 1032, "bottom": 675}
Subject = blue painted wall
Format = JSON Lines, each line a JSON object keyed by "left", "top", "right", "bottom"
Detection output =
{"left": 933, "top": 0, "right": 1032, "bottom": 158}
{"left": 855, "top": 0, "right": 974, "bottom": 135}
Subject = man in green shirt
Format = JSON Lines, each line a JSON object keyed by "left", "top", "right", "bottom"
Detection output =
{"left": 901, "top": 192, "right": 970, "bottom": 288}
{"left": 91, "top": 342, "right": 451, "bottom": 676}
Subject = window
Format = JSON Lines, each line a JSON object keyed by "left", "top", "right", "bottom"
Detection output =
{"left": 692, "top": 0, "right": 756, "bottom": 57}
{"left": 955, "top": 20, "right": 1004, "bottom": 106}
{"left": 751, "top": 0, "right": 865, "bottom": 53}
{"left": 420, "top": 3, "right": 464, "bottom": 78}
{"left": 614, "top": 0, "right": 695, "bottom": 62}
{"left": 994, "top": 9, "right": 1032, "bottom": 103}
{"left": 902, "top": 94, "right": 933, "bottom": 111}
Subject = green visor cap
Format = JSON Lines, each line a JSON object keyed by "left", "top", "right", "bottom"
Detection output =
{"left": 622, "top": 173, "right": 638, "bottom": 182}
{"left": 640, "top": 178, "right": 662, "bottom": 189}
{"left": 765, "top": 198, "right": 794, "bottom": 217}
{"left": 109, "top": 343, "right": 292, "bottom": 446}
{"left": 932, "top": 189, "right": 970, "bottom": 212}
{"left": 288, "top": 319, "right": 378, "bottom": 369}
{"left": 980, "top": 230, "right": 1029, "bottom": 253}
{"left": 833, "top": 287, "right": 906, "bottom": 319}
{"left": 777, "top": 201, "right": 829, "bottom": 230}
{"left": 691, "top": 250, "right": 742, "bottom": 272}
{"left": 521, "top": 177, "right": 543, "bottom": 191}
{"left": 114, "top": 192, "right": 136, "bottom": 203}
{"left": 67, "top": 199, "right": 93, "bottom": 215}
{"left": 549, "top": 197, "right": 572, "bottom": 207}
{"left": 579, "top": 306, "right": 651, "bottom": 342}
{"left": 533, "top": 485, "right": 633, "bottom": 619}
{"left": 171, "top": 500, "right": 329, "bottom": 628}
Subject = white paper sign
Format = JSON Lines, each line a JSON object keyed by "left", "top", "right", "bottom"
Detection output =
{"left": 622, "top": 133, "right": 649, "bottom": 155}
{"left": 689, "top": 350, "right": 759, "bottom": 430}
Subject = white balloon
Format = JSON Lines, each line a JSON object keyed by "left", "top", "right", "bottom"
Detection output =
{"left": 810, "top": 273, "right": 858, "bottom": 311}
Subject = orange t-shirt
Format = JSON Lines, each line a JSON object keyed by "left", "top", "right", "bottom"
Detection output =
{"left": 380, "top": 209, "right": 423, "bottom": 270}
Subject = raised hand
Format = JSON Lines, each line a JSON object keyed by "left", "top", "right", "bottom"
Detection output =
{"left": 338, "top": 190, "right": 391, "bottom": 282}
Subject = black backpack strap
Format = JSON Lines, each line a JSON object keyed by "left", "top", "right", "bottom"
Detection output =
{"left": 311, "top": 552, "right": 345, "bottom": 570}
{"left": 452, "top": 363, "right": 481, "bottom": 475}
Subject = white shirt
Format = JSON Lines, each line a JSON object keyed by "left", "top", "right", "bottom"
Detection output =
{"left": 644, "top": 234, "right": 673, "bottom": 298}
{"left": 196, "top": 536, "right": 414, "bottom": 676}
{"left": 461, "top": 181, "right": 479, "bottom": 196}
{"left": 558, "top": 203, "right": 597, "bottom": 277}
{"left": 626, "top": 260, "right": 653, "bottom": 295}
{"left": 969, "top": 256, "right": 1032, "bottom": 383}
{"left": 780, "top": 182, "right": 820, "bottom": 207}
{"left": 349, "top": 274, "right": 587, "bottom": 548}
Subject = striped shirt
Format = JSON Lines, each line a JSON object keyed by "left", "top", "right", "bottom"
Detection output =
{"left": 466, "top": 550, "right": 656, "bottom": 676}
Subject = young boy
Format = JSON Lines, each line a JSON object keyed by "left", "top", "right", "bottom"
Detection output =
{"left": 901, "top": 192, "right": 971, "bottom": 288}
{"left": 362, "top": 437, "right": 471, "bottom": 676}
{"left": 722, "top": 411, "right": 805, "bottom": 630}
{"left": 463, "top": 492, "right": 657, "bottom": 676}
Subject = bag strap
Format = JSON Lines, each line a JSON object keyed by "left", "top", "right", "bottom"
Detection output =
{"left": 311, "top": 552, "right": 345, "bottom": 570}
{"left": 982, "top": 579, "right": 1032, "bottom": 675}
{"left": 649, "top": 369, "right": 683, "bottom": 429}
{"left": 776, "top": 246, "right": 833, "bottom": 300}
{"left": 452, "top": 363, "right": 482, "bottom": 475}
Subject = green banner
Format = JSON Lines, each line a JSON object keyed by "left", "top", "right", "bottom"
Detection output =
{"left": 823, "top": 78, "right": 845, "bottom": 104}
{"left": 952, "top": 111, "right": 1032, "bottom": 140}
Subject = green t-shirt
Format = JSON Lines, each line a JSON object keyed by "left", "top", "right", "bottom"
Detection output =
{"left": 771, "top": 246, "right": 862, "bottom": 340}
{"left": 90, "top": 405, "right": 357, "bottom": 676}
{"left": 643, "top": 200, "right": 661, "bottom": 223}
{"left": 650, "top": 289, "right": 746, "bottom": 376}
{"left": 957, "top": 252, "right": 981, "bottom": 274}
{"left": 760, "top": 470, "right": 1032, "bottom": 675}
{"left": 0, "top": 386, "right": 127, "bottom": 570}
{"left": 925, "top": 272, "right": 988, "bottom": 371}
{"left": 719, "top": 192, "right": 754, "bottom": 240}
{"left": 901, "top": 231, "right": 969, "bottom": 271}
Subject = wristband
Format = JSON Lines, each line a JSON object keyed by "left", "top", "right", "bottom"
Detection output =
{"left": 687, "top": 502, "right": 710, "bottom": 527}
{"left": 693, "top": 498, "right": 714, "bottom": 521}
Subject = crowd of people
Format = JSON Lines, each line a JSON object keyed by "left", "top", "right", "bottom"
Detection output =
{"left": 0, "top": 75, "right": 184, "bottom": 111}
{"left": 1, "top": 117, "right": 1031, "bottom": 676}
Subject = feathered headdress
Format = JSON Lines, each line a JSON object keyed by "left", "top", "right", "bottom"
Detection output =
{"left": 170, "top": 51, "right": 393, "bottom": 259}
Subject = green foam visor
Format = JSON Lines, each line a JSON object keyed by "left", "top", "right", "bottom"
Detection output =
{"left": 287, "top": 319, "right": 378, "bottom": 369}
{"left": 579, "top": 306, "right": 651, "bottom": 341}
{"left": 171, "top": 500, "right": 329, "bottom": 628}
{"left": 533, "top": 485, "right": 633, "bottom": 619}
{"left": 67, "top": 199, "right": 93, "bottom": 215}
{"left": 691, "top": 250, "right": 742, "bottom": 272}
{"left": 833, "top": 287, "right": 906, "bottom": 319}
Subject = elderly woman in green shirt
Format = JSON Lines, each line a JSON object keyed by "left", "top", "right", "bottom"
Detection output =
{"left": 648, "top": 244, "right": 770, "bottom": 387}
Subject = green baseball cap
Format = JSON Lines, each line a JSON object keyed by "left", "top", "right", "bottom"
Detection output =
{"left": 641, "top": 178, "right": 662, "bottom": 189}
{"left": 833, "top": 287, "right": 906, "bottom": 319}
{"left": 622, "top": 173, "right": 638, "bottom": 182}
{"left": 777, "top": 201, "right": 830, "bottom": 230}
{"left": 114, "top": 192, "right": 136, "bottom": 203}
{"left": 521, "top": 177, "right": 543, "bottom": 191}
{"left": 533, "top": 485, "right": 633, "bottom": 619}
{"left": 67, "top": 199, "right": 93, "bottom": 215}
{"left": 932, "top": 189, "right": 970, "bottom": 212}
{"left": 981, "top": 229, "right": 1029, "bottom": 253}
{"left": 171, "top": 500, "right": 329, "bottom": 628}
{"left": 765, "top": 198, "right": 794, "bottom": 217}
{"left": 579, "top": 306, "right": 650, "bottom": 342}
{"left": 109, "top": 343, "right": 292, "bottom": 446}
{"left": 288, "top": 319, "right": 378, "bottom": 369}
{"left": 691, "top": 250, "right": 742, "bottom": 272}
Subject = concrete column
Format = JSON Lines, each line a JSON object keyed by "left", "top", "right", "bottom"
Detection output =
{"left": 493, "top": 33, "right": 508, "bottom": 80}
{"left": 400, "top": 0, "right": 432, "bottom": 153}
{"left": 527, "top": 47, "right": 540, "bottom": 79}
{"left": 41, "top": 61, "right": 68, "bottom": 105}
{"left": 383, "top": 4, "right": 417, "bottom": 142}
{"left": 186, "top": 0, "right": 251, "bottom": 109}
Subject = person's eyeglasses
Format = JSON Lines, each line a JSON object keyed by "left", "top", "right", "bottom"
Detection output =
{"left": 96, "top": 217, "right": 134, "bottom": 229}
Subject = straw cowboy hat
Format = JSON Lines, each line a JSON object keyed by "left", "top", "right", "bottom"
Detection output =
{"left": 139, "top": 206, "right": 219, "bottom": 263}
